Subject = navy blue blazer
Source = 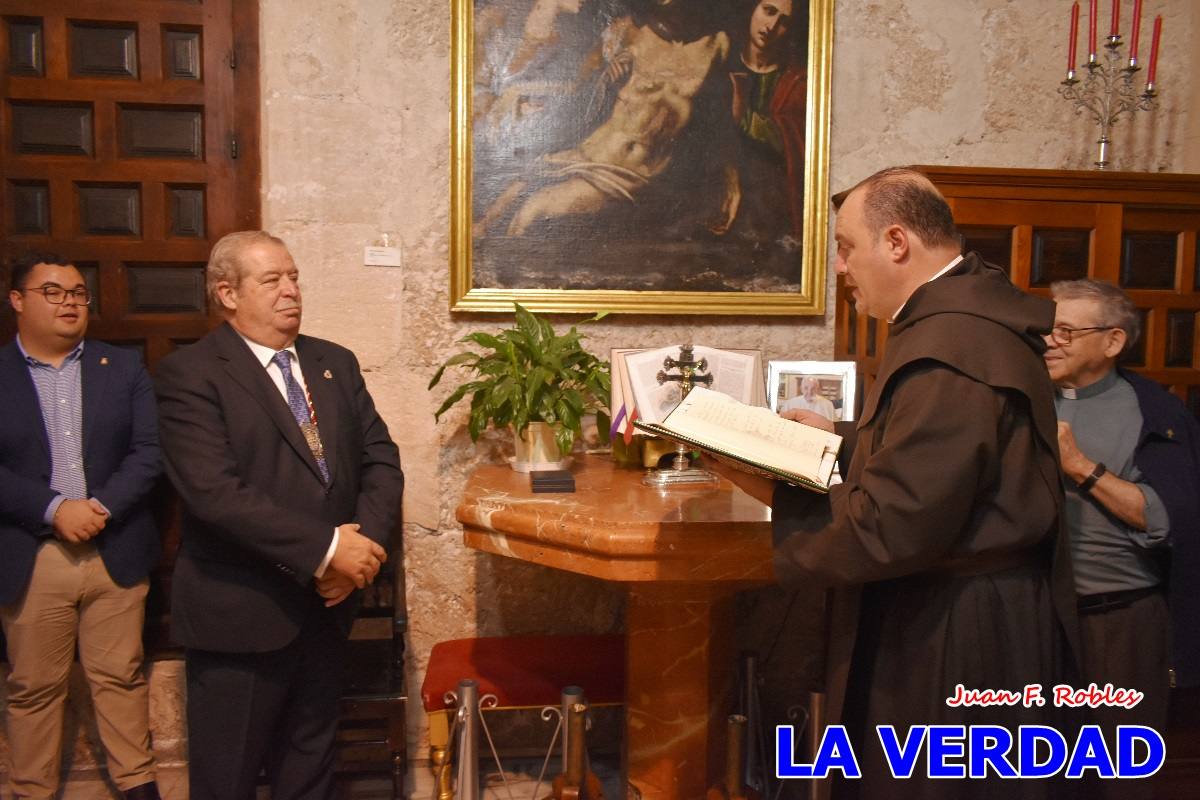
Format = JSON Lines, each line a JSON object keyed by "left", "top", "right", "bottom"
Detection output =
{"left": 1123, "top": 369, "right": 1200, "bottom": 687}
{"left": 0, "top": 338, "right": 162, "bottom": 606}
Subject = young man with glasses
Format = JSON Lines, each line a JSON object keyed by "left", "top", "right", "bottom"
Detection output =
{"left": 1045, "top": 278, "right": 1200, "bottom": 800}
{"left": 0, "top": 253, "right": 163, "bottom": 799}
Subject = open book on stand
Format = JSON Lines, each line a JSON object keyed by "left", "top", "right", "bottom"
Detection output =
{"left": 610, "top": 345, "right": 766, "bottom": 441}
{"left": 633, "top": 386, "right": 842, "bottom": 493}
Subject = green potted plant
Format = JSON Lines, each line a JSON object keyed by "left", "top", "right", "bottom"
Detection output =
{"left": 429, "top": 303, "right": 611, "bottom": 471}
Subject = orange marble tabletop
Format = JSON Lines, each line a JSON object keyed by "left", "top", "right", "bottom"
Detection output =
{"left": 458, "top": 455, "right": 780, "bottom": 800}
{"left": 456, "top": 454, "right": 774, "bottom": 583}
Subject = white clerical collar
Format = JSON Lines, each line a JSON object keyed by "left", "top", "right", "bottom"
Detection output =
{"left": 1057, "top": 369, "right": 1119, "bottom": 401}
{"left": 237, "top": 331, "right": 298, "bottom": 369}
{"left": 890, "top": 255, "right": 964, "bottom": 323}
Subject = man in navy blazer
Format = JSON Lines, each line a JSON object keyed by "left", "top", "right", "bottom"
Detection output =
{"left": 154, "top": 231, "right": 403, "bottom": 800}
{"left": 1, "top": 253, "right": 162, "bottom": 799}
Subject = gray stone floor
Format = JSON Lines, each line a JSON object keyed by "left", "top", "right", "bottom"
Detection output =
{"left": 3, "top": 756, "right": 625, "bottom": 799}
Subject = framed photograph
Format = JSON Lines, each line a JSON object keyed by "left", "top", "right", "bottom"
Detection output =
{"left": 450, "top": 0, "right": 834, "bottom": 315}
{"left": 768, "top": 360, "right": 856, "bottom": 421}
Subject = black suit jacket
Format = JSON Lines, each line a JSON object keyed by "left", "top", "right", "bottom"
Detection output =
{"left": 0, "top": 339, "right": 162, "bottom": 606}
{"left": 154, "top": 323, "right": 403, "bottom": 653}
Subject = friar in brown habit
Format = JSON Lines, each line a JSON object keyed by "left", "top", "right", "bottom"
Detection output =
{"left": 713, "top": 167, "right": 1080, "bottom": 800}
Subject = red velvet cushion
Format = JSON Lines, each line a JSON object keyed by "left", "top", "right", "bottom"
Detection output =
{"left": 420, "top": 635, "right": 625, "bottom": 712}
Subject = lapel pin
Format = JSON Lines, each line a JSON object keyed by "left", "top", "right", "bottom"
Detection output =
{"left": 100, "top": 357, "right": 109, "bottom": 365}
{"left": 324, "top": 370, "right": 332, "bottom": 379}
{"left": 1167, "top": 428, "right": 1175, "bottom": 439}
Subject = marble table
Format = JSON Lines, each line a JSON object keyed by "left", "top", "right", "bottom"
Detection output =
{"left": 457, "top": 455, "right": 774, "bottom": 800}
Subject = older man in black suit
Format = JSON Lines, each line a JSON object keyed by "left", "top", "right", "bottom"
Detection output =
{"left": 1, "top": 252, "right": 162, "bottom": 799}
{"left": 154, "top": 231, "right": 404, "bottom": 800}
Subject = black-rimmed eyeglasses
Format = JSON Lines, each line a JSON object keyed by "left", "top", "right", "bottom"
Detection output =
{"left": 1049, "top": 325, "right": 1113, "bottom": 346}
{"left": 24, "top": 284, "right": 92, "bottom": 305}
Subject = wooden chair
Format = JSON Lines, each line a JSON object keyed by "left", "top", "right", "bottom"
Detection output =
{"left": 336, "top": 553, "right": 409, "bottom": 798}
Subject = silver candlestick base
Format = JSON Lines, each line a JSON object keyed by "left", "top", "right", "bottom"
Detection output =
{"left": 641, "top": 448, "right": 721, "bottom": 488}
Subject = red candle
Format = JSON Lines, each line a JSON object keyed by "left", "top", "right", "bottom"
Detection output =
{"left": 1110, "top": 0, "right": 1120, "bottom": 37}
{"left": 1089, "top": 0, "right": 1098, "bottom": 55}
{"left": 1147, "top": 15, "right": 1162, "bottom": 84}
{"left": 1130, "top": 0, "right": 1142, "bottom": 59}
{"left": 1069, "top": 2, "right": 1080, "bottom": 70}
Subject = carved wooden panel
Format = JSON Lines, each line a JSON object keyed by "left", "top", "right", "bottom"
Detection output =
{"left": 75, "top": 261, "right": 100, "bottom": 316}
{"left": 117, "top": 106, "right": 202, "bottom": 159}
{"left": 1123, "top": 308, "right": 1151, "bottom": 368}
{"left": 126, "top": 264, "right": 206, "bottom": 314}
{"left": 68, "top": 22, "right": 138, "bottom": 78}
{"left": 1121, "top": 232, "right": 1177, "bottom": 289}
{"left": 78, "top": 184, "right": 140, "bottom": 236}
{"left": 10, "top": 102, "right": 93, "bottom": 155}
{"left": 162, "top": 27, "right": 201, "bottom": 80}
{"left": 960, "top": 226, "right": 1013, "bottom": 274}
{"left": 6, "top": 17, "right": 42, "bottom": 75}
{"left": 1031, "top": 229, "right": 1090, "bottom": 286}
{"left": 1166, "top": 310, "right": 1196, "bottom": 368}
{"left": 9, "top": 180, "right": 48, "bottom": 234}
{"left": 167, "top": 185, "right": 204, "bottom": 238}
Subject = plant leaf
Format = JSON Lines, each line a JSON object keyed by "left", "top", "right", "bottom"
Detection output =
{"left": 595, "top": 410, "right": 611, "bottom": 444}
{"left": 432, "top": 379, "right": 486, "bottom": 421}
{"left": 554, "top": 425, "right": 574, "bottom": 456}
{"left": 428, "top": 351, "right": 479, "bottom": 389}
{"left": 462, "top": 331, "right": 505, "bottom": 351}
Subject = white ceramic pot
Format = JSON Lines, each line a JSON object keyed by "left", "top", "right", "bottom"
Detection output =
{"left": 511, "top": 422, "right": 569, "bottom": 472}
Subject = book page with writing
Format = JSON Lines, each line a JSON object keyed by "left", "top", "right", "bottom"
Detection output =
{"left": 625, "top": 346, "right": 759, "bottom": 424}
{"left": 661, "top": 387, "right": 840, "bottom": 483}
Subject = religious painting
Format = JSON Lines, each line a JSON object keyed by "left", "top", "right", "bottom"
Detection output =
{"left": 768, "top": 360, "right": 856, "bottom": 421}
{"left": 451, "top": 0, "right": 833, "bottom": 314}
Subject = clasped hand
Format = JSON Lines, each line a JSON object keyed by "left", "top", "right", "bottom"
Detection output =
{"left": 53, "top": 498, "right": 108, "bottom": 543}
{"left": 318, "top": 523, "right": 387, "bottom": 607}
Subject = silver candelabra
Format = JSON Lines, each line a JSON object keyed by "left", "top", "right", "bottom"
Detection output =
{"left": 1058, "top": 35, "right": 1157, "bottom": 170}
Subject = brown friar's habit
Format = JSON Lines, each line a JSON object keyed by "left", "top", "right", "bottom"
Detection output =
{"left": 772, "top": 253, "right": 1080, "bottom": 800}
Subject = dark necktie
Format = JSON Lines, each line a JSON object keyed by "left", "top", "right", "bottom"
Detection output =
{"left": 271, "top": 351, "right": 329, "bottom": 482}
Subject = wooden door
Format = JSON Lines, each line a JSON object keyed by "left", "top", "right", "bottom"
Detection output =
{"left": 0, "top": 0, "right": 260, "bottom": 361}
{"left": 1, "top": 0, "right": 260, "bottom": 648}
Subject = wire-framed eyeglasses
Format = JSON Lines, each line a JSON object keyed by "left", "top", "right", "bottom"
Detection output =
{"left": 25, "top": 284, "right": 92, "bottom": 305}
{"left": 1049, "top": 325, "right": 1113, "bottom": 346}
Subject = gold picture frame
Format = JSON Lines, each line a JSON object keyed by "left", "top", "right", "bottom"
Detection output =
{"left": 451, "top": 0, "right": 833, "bottom": 315}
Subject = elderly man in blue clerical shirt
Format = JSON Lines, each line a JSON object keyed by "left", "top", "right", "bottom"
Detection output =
{"left": 1, "top": 252, "right": 163, "bottom": 800}
{"left": 1045, "top": 277, "right": 1200, "bottom": 800}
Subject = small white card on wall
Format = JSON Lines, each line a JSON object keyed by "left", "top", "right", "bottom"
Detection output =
{"left": 364, "top": 246, "right": 402, "bottom": 267}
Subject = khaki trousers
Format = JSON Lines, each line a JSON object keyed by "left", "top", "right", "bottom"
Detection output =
{"left": 1, "top": 540, "right": 155, "bottom": 799}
